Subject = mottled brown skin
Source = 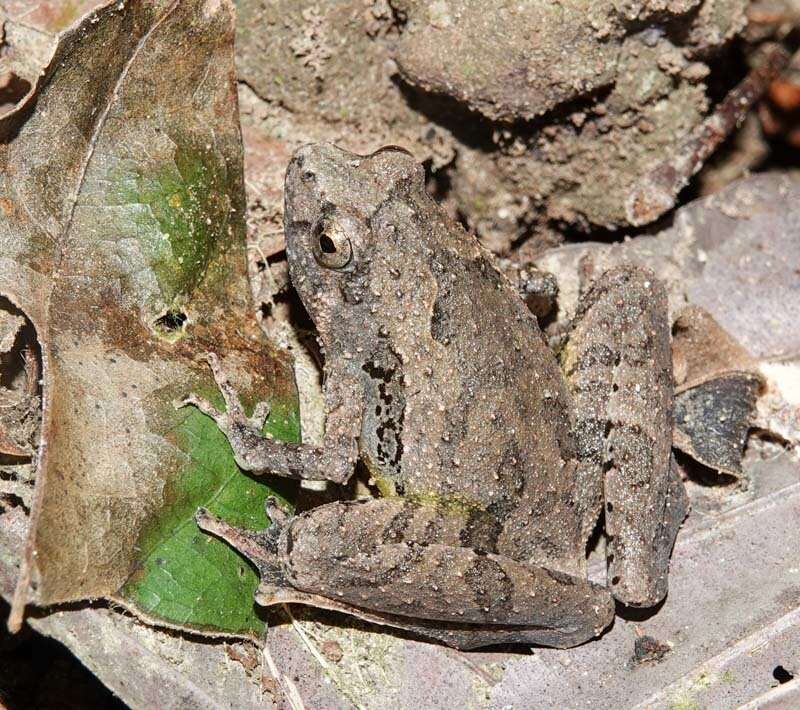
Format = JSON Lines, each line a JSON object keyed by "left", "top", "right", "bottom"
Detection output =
{"left": 183, "top": 144, "right": 687, "bottom": 649}
{"left": 564, "top": 269, "right": 689, "bottom": 604}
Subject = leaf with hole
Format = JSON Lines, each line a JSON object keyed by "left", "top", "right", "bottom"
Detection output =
{"left": 0, "top": 0, "right": 299, "bottom": 636}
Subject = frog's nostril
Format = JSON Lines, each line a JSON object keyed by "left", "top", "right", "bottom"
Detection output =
{"left": 302, "top": 170, "right": 316, "bottom": 184}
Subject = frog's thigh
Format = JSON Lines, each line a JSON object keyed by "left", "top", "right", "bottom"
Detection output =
{"left": 566, "top": 265, "right": 687, "bottom": 607}
{"left": 281, "top": 500, "right": 614, "bottom": 647}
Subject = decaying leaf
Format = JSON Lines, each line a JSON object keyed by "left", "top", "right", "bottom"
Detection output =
{"left": 0, "top": 1, "right": 110, "bottom": 118}
{"left": 1, "top": 0, "right": 107, "bottom": 34}
{"left": 672, "top": 306, "right": 765, "bottom": 476}
{"left": 673, "top": 374, "right": 763, "bottom": 476}
{"left": 0, "top": 298, "right": 39, "bottom": 459}
{"left": 0, "top": 309, "right": 23, "bottom": 354}
{"left": 0, "top": 0, "right": 300, "bottom": 636}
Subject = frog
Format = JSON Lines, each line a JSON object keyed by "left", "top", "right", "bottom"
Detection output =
{"left": 180, "top": 143, "right": 689, "bottom": 650}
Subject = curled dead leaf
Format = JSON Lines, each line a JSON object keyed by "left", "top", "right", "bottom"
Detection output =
{"left": 1, "top": 0, "right": 300, "bottom": 637}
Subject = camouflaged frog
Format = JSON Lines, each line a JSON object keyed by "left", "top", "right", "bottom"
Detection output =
{"left": 181, "top": 143, "right": 688, "bottom": 650}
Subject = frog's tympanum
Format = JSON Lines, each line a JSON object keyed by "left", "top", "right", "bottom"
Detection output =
{"left": 182, "top": 144, "right": 689, "bottom": 650}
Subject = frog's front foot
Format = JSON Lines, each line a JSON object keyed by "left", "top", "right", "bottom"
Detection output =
{"left": 196, "top": 497, "right": 289, "bottom": 550}
{"left": 176, "top": 353, "right": 277, "bottom": 472}
{"left": 177, "top": 352, "right": 271, "bottom": 431}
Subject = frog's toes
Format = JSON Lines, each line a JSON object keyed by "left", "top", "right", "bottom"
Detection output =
{"left": 195, "top": 507, "right": 281, "bottom": 572}
{"left": 201, "top": 352, "right": 271, "bottom": 429}
{"left": 203, "top": 351, "right": 247, "bottom": 418}
{"left": 264, "top": 496, "right": 291, "bottom": 526}
{"left": 249, "top": 400, "right": 271, "bottom": 430}
{"left": 195, "top": 506, "right": 236, "bottom": 538}
{"left": 196, "top": 507, "right": 293, "bottom": 603}
{"left": 174, "top": 393, "right": 222, "bottom": 420}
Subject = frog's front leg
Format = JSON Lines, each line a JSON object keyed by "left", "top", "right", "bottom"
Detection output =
{"left": 178, "top": 353, "right": 361, "bottom": 484}
{"left": 564, "top": 266, "right": 689, "bottom": 607}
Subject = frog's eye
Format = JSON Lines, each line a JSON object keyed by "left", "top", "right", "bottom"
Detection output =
{"left": 312, "top": 219, "right": 353, "bottom": 269}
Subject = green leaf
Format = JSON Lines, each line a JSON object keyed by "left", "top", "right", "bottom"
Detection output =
{"left": 122, "top": 400, "right": 300, "bottom": 635}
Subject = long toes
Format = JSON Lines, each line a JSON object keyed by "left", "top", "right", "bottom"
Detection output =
{"left": 176, "top": 394, "right": 222, "bottom": 419}
{"left": 195, "top": 507, "right": 251, "bottom": 546}
{"left": 250, "top": 401, "right": 271, "bottom": 429}
{"left": 204, "top": 352, "right": 244, "bottom": 417}
{"left": 196, "top": 507, "right": 276, "bottom": 569}
{"left": 264, "top": 496, "right": 291, "bottom": 526}
{"left": 195, "top": 506, "right": 225, "bottom": 532}
{"left": 205, "top": 352, "right": 223, "bottom": 380}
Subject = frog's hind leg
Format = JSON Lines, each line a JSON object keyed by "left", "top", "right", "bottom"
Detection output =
{"left": 279, "top": 499, "right": 615, "bottom": 649}
{"left": 564, "top": 265, "right": 689, "bottom": 608}
{"left": 195, "top": 498, "right": 293, "bottom": 601}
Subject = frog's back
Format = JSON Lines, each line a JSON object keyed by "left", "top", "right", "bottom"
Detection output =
{"left": 358, "top": 189, "right": 584, "bottom": 568}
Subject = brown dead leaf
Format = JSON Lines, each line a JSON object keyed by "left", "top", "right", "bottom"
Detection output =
{"left": 0, "top": 0, "right": 298, "bottom": 633}
{"left": 0, "top": 299, "right": 39, "bottom": 458}
{"left": 0, "top": 1, "right": 109, "bottom": 116}
{"left": 0, "top": 310, "right": 23, "bottom": 354}
{"left": 672, "top": 306, "right": 764, "bottom": 476}
{"left": 672, "top": 305, "right": 763, "bottom": 393}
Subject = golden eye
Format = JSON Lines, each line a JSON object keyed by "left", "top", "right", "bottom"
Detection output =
{"left": 312, "top": 220, "right": 353, "bottom": 269}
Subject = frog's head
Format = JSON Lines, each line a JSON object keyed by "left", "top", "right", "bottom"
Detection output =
{"left": 283, "top": 143, "right": 425, "bottom": 340}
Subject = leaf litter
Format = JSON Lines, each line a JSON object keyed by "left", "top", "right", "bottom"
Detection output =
{"left": 0, "top": 0, "right": 300, "bottom": 638}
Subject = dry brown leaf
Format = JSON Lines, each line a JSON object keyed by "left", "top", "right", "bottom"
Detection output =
{"left": 0, "top": 0, "right": 298, "bottom": 635}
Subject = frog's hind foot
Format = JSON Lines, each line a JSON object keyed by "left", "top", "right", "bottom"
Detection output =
{"left": 195, "top": 505, "right": 290, "bottom": 599}
{"left": 175, "top": 352, "right": 271, "bottom": 432}
{"left": 264, "top": 495, "right": 291, "bottom": 526}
